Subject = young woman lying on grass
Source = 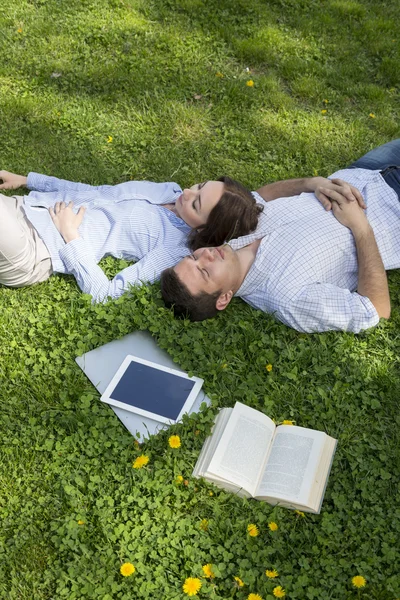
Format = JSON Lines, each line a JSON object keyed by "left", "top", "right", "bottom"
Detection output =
{"left": 0, "top": 169, "right": 357, "bottom": 302}
{"left": 0, "top": 170, "right": 261, "bottom": 301}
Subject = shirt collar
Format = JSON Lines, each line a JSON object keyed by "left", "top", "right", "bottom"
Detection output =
{"left": 160, "top": 206, "right": 192, "bottom": 233}
{"left": 234, "top": 239, "right": 266, "bottom": 298}
{"left": 228, "top": 193, "right": 269, "bottom": 252}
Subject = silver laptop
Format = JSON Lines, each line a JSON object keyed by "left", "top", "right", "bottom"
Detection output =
{"left": 75, "top": 330, "right": 210, "bottom": 440}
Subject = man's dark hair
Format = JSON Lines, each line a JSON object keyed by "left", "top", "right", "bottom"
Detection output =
{"left": 160, "top": 267, "right": 221, "bottom": 321}
{"left": 188, "top": 176, "right": 263, "bottom": 251}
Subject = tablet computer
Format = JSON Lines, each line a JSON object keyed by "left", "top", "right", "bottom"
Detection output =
{"left": 100, "top": 355, "right": 204, "bottom": 425}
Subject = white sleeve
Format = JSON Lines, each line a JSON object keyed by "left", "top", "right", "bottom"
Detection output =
{"left": 275, "top": 283, "right": 380, "bottom": 333}
{"left": 27, "top": 172, "right": 108, "bottom": 193}
{"left": 59, "top": 238, "right": 180, "bottom": 302}
{"left": 26, "top": 173, "right": 180, "bottom": 205}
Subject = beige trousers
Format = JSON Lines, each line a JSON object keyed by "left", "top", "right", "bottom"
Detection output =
{"left": 0, "top": 194, "right": 53, "bottom": 287}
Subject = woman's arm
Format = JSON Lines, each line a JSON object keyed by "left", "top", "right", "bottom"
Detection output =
{"left": 0, "top": 171, "right": 27, "bottom": 190}
{"left": 0, "top": 169, "right": 97, "bottom": 192}
{"left": 0, "top": 169, "right": 139, "bottom": 195}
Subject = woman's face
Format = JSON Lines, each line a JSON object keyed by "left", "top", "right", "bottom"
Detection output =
{"left": 174, "top": 181, "right": 224, "bottom": 228}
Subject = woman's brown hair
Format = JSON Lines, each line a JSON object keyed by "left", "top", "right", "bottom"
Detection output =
{"left": 187, "top": 176, "right": 263, "bottom": 251}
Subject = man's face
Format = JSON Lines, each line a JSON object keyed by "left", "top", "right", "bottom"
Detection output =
{"left": 173, "top": 245, "right": 240, "bottom": 308}
{"left": 174, "top": 181, "right": 224, "bottom": 228}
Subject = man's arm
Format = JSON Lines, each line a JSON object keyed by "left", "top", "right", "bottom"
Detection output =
{"left": 276, "top": 283, "right": 382, "bottom": 333}
{"left": 331, "top": 202, "right": 390, "bottom": 319}
{"left": 256, "top": 177, "right": 366, "bottom": 208}
{"left": 353, "top": 224, "right": 390, "bottom": 319}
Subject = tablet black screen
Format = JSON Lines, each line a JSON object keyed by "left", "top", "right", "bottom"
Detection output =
{"left": 110, "top": 361, "right": 196, "bottom": 420}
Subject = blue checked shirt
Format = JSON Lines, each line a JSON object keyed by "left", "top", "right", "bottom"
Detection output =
{"left": 23, "top": 173, "right": 191, "bottom": 301}
{"left": 229, "top": 168, "right": 400, "bottom": 333}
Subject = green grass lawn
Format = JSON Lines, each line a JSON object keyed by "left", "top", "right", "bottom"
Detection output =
{"left": 1, "top": 0, "right": 399, "bottom": 598}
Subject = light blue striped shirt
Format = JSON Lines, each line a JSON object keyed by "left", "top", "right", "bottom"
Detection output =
{"left": 23, "top": 173, "right": 191, "bottom": 301}
{"left": 229, "top": 168, "right": 400, "bottom": 333}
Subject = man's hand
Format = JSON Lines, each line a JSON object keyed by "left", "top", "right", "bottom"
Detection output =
{"left": 325, "top": 188, "right": 390, "bottom": 319}
{"left": 330, "top": 194, "right": 369, "bottom": 234}
{"left": 49, "top": 201, "right": 86, "bottom": 243}
{"left": 313, "top": 178, "right": 366, "bottom": 211}
{"left": 0, "top": 170, "right": 28, "bottom": 190}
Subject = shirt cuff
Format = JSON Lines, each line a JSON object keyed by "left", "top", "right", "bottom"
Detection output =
{"left": 59, "top": 237, "right": 94, "bottom": 271}
{"left": 26, "top": 172, "right": 42, "bottom": 191}
{"left": 354, "top": 293, "right": 380, "bottom": 332}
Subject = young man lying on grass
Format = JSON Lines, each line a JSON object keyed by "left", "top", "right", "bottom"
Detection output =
{"left": 0, "top": 169, "right": 359, "bottom": 301}
{"left": 161, "top": 140, "right": 400, "bottom": 334}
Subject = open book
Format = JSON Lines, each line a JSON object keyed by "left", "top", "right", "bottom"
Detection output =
{"left": 193, "top": 402, "right": 337, "bottom": 514}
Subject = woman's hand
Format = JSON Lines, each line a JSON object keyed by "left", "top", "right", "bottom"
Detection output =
{"left": 49, "top": 201, "right": 86, "bottom": 243}
{"left": 312, "top": 177, "right": 366, "bottom": 211}
{"left": 0, "top": 170, "right": 28, "bottom": 190}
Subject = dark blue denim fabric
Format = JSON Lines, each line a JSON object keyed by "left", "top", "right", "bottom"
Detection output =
{"left": 349, "top": 139, "right": 400, "bottom": 198}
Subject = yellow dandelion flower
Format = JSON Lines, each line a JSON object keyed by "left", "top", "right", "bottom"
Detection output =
{"left": 369, "top": 113, "right": 376, "bottom": 118}
{"left": 209, "top": 491, "right": 213, "bottom": 496}
{"left": 282, "top": 420, "right": 294, "bottom": 425}
{"left": 268, "top": 521, "right": 278, "bottom": 531}
{"left": 132, "top": 454, "right": 149, "bottom": 469}
{"left": 221, "top": 363, "right": 228, "bottom": 368}
{"left": 266, "top": 364, "right": 273, "bottom": 372}
{"left": 107, "top": 136, "right": 113, "bottom": 143}
{"left": 176, "top": 475, "right": 184, "bottom": 484}
{"left": 199, "top": 518, "right": 209, "bottom": 531}
{"left": 216, "top": 72, "right": 224, "bottom": 78}
{"left": 321, "top": 109, "right": 327, "bottom": 114}
{"left": 17, "top": 27, "right": 23, "bottom": 33}
{"left": 120, "top": 562, "right": 135, "bottom": 577}
{"left": 169, "top": 435, "right": 181, "bottom": 448}
{"left": 77, "top": 520, "right": 85, "bottom": 525}
{"left": 247, "top": 523, "right": 259, "bottom": 537}
{"left": 295, "top": 510, "right": 305, "bottom": 517}
{"left": 246, "top": 80, "right": 254, "bottom": 87}
{"left": 183, "top": 577, "right": 202, "bottom": 596}
{"left": 352, "top": 575, "right": 366, "bottom": 588}
{"left": 323, "top": 98, "right": 329, "bottom": 103}
{"left": 202, "top": 563, "right": 215, "bottom": 578}
{"left": 265, "top": 569, "right": 279, "bottom": 578}
{"left": 234, "top": 576, "right": 244, "bottom": 587}
{"left": 273, "top": 586, "right": 285, "bottom": 598}
{"left": 248, "top": 594, "right": 263, "bottom": 600}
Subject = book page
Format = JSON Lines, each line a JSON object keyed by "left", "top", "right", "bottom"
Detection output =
{"left": 206, "top": 402, "right": 276, "bottom": 497}
{"left": 192, "top": 409, "right": 232, "bottom": 479}
{"left": 310, "top": 437, "right": 337, "bottom": 513}
{"left": 256, "top": 426, "right": 325, "bottom": 505}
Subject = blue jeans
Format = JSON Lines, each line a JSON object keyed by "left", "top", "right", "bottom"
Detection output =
{"left": 348, "top": 138, "right": 400, "bottom": 198}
